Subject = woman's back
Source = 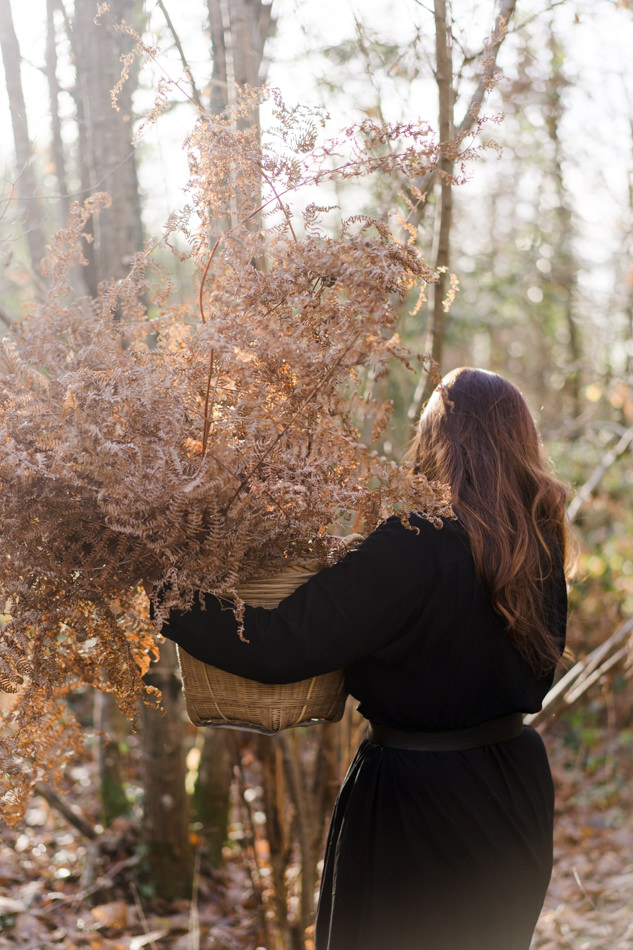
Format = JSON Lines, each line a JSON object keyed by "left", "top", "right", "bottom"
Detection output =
{"left": 342, "top": 513, "right": 567, "bottom": 731}
{"left": 312, "top": 517, "right": 565, "bottom": 950}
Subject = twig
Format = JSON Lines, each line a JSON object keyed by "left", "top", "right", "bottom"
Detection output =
{"left": 572, "top": 867, "right": 612, "bottom": 932}
{"left": 567, "top": 424, "right": 633, "bottom": 522}
{"left": 75, "top": 854, "right": 141, "bottom": 904}
{"left": 564, "top": 647, "right": 629, "bottom": 705}
{"left": 259, "top": 165, "right": 298, "bottom": 243}
{"left": 454, "top": 0, "right": 517, "bottom": 142}
{"left": 156, "top": 0, "right": 203, "bottom": 110}
{"left": 415, "top": 0, "right": 518, "bottom": 201}
{"left": 506, "top": 1, "right": 570, "bottom": 42}
{"left": 129, "top": 880, "right": 163, "bottom": 950}
{"left": 187, "top": 847, "right": 202, "bottom": 950}
{"left": 201, "top": 347, "right": 216, "bottom": 458}
{"left": 36, "top": 853, "right": 141, "bottom": 915}
{"left": 34, "top": 782, "right": 97, "bottom": 840}
{"left": 223, "top": 336, "right": 362, "bottom": 511}
{"left": 198, "top": 238, "right": 222, "bottom": 323}
{"left": 527, "top": 615, "right": 633, "bottom": 728}
{"left": 102, "top": 5, "right": 201, "bottom": 113}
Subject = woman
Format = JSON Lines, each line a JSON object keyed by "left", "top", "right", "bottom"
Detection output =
{"left": 157, "top": 367, "right": 569, "bottom": 950}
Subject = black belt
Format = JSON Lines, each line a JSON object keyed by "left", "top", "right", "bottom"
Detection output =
{"left": 367, "top": 713, "right": 524, "bottom": 752}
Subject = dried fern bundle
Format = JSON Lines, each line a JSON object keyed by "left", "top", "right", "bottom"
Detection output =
{"left": 0, "top": 91, "right": 454, "bottom": 820}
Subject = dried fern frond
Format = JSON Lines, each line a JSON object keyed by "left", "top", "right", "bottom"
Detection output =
{"left": 0, "top": 91, "right": 456, "bottom": 820}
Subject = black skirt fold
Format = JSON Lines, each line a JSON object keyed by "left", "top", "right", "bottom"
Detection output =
{"left": 315, "top": 727, "right": 554, "bottom": 950}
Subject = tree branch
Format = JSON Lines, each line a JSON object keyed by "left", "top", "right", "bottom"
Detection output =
{"left": 454, "top": 0, "right": 518, "bottom": 142}
{"left": 35, "top": 783, "right": 97, "bottom": 839}
{"left": 526, "top": 615, "right": 633, "bottom": 729}
{"left": 156, "top": 0, "right": 203, "bottom": 110}
{"left": 567, "top": 424, "right": 633, "bottom": 523}
{"left": 417, "top": 0, "right": 518, "bottom": 201}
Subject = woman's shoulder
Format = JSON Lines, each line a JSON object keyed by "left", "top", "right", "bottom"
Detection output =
{"left": 366, "top": 512, "right": 470, "bottom": 561}
{"left": 402, "top": 511, "right": 469, "bottom": 544}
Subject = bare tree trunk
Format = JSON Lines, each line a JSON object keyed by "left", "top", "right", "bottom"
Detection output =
{"left": 402, "top": 1, "right": 518, "bottom": 421}
{"left": 257, "top": 734, "right": 295, "bottom": 950}
{"left": 545, "top": 30, "right": 581, "bottom": 416}
{"left": 46, "top": 0, "right": 70, "bottom": 225}
{"left": 208, "top": 0, "right": 229, "bottom": 117}
{"left": 279, "top": 726, "right": 339, "bottom": 942}
{"left": 70, "top": 0, "right": 144, "bottom": 294}
{"left": 47, "top": 0, "right": 87, "bottom": 298}
{"left": 231, "top": 0, "right": 274, "bottom": 98}
{"left": 420, "top": 0, "right": 454, "bottom": 405}
{"left": 0, "top": 0, "right": 46, "bottom": 279}
{"left": 192, "top": 727, "right": 234, "bottom": 866}
{"left": 279, "top": 732, "right": 317, "bottom": 939}
{"left": 415, "top": 0, "right": 518, "bottom": 204}
{"left": 627, "top": 110, "right": 633, "bottom": 378}
{"left": 206, "top": 0, "right": 274, "bottom": 235}
{"left": 94, "top": 692, "right": 131, "bottom": 825}
{"left": 207, "top": 0, "right": 274, "bottom": 115}
{"left": 141, "top": 640, "right": 193, "bottom": 900}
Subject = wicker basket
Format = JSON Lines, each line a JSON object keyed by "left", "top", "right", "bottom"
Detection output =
{"left": 177, "top": 561, "right": 347, "bottom": 733}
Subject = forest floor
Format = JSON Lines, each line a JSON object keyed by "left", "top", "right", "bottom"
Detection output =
{"left": 1, "top": 711, "right": 632, "bottom": 950}
{"left": 532, "top": 712, "right": 633, "bottom": 950}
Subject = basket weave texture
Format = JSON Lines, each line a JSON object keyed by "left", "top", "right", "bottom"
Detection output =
{"left": 177, "top": 562, "right": 347, "bottom": 733}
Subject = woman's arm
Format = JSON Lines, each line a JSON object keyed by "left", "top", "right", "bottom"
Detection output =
{"left": 160, "top": 515, "right": 436, "bottom": 683}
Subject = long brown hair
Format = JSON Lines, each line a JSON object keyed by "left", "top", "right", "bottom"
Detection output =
{"left": 410, "top": 367, "right": 569, "bottom": 671}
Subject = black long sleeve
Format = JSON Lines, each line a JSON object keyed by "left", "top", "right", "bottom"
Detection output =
{"left": 161, "top": 514, "right": 438, "bottom": 683}
{"left": 160, "top": 511, "right": 566, "bottom": 727}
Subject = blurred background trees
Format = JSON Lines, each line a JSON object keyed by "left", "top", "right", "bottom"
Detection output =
{"left": 0, "top": 0, "right": 632, "bottom": 945}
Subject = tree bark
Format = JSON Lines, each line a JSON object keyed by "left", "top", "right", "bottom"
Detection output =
{"left": 141, "top": 640, "right": 193, "bottom": 900}
{"left": 46, "top": 0, "right": 70, "bottom": 225}
{"left": 207, "top": 0, "right": 274, "bottom": 235}
{"left": 192, "top": 727, "right": 234, "bottom": 866}
{"left": 208, "top": 0, "right": 229, "bottom": 117}
{"left": 70, "top": 0, "right": 144, "bottom": 294}
{"left": 207, "top": 0, "right": 274, "bottom": 114}
{"left": 0, "top": 0, "right": 46, "bottom": 279}
{"left": 545, "top": 30, "right": 581, "bottom": 416}
{"left": 416, "top": 0, "right": 519, "bottom": 203}
{"left": 94, "top": 692, "right": 131, "bottom": 826}
{"left": 627, "top": 109, "right": 633, "bottom": 378}
{"left": 420, "top": 0, "right": 454, "bottom": 406}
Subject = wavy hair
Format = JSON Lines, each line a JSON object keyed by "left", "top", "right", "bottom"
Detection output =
{"left": 410, "top": 367, "right": 570, "bottom": 672}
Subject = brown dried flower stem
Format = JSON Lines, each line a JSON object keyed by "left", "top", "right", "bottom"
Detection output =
{"left": 223, "top": 336, "right": 362, "bottom": 512}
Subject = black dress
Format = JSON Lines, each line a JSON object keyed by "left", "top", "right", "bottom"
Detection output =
{"left": 161, "top": 514, "right": 567, "bottom": 950}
